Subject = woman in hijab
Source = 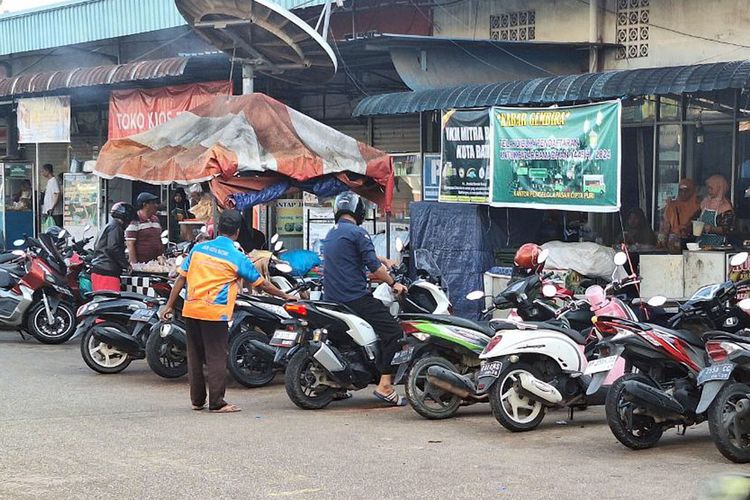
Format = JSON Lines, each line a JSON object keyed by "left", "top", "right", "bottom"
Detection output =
{"left": 697, "top": 174, "right": 735, "bottom": 247}
{"left": 658, "top": 178, "right": 701, "bottom": 251}
{"left": 623, "top": 207, "right": 657, "bottom": 250}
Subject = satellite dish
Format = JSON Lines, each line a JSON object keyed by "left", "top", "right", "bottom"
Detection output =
{"left": 175, "top": 0, "right": 338, "bottom": 84}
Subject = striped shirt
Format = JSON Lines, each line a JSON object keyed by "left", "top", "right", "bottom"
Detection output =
{"left": 125, "top": 211, "right": 163, "bottom": 263}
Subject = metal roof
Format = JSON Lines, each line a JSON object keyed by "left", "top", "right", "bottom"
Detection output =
{"left": 0, "top": 0, "right": 325, "bottom": 57}
{"left": 353, "top": 60, "right": 750, "bottom": 116}
{"left": 0, "top": 57, "right": 194, "bottom": 97}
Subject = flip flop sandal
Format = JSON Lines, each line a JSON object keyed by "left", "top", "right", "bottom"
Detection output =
{"left": 209, "top": 404, "right": 242, "bottom": 414}
{"left": 373, "top": 390, "right": 407, "bottom": 407}
{"left": 192, "top": 404, "right": 206, "bottom": 411}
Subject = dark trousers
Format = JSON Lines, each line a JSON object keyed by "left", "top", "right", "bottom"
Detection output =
{"left": 185, "top": 318, "right": 229, "bottom": 410}
{"left": 345, "top": 295, "right": 402, "bottom": 375}
{"left": 52, "top": 214, "right": 63, "bottom": 228}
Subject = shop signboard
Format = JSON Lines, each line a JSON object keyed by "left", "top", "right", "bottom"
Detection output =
{"left": 17, "top": 96, "right": 71, "bottom": 143}
{"left": 727, "top": 252, "right": 750, "bottom": 300}
{"left": 275, "top": 199, "right": 303, "bottom": 235}
{"left": 423, "top": 153, "right": 441, "bottom": 201}
{"left": 489, "top": 100, "right": 621, "bottom": 212}
{"left": 439, "top": 109, "right": 491, "bottom": 204}
{"left": 108, "top": 81, "right": 232, "bottom": 139}
{"left": 63, "top": 173, "right": 100, "bottom": 249}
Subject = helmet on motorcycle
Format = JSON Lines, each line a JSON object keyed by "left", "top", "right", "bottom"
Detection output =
{"left": 44, "top": 226, "right": 68, "bottom": 252}
{"left": 514, "top": 243, "right": 547, "bottom": 273}
{"left": 333, "top": 191, "right": 367, "bottom": 225}
{"left": 110, "top": 202, "right": 136, "bottom": 225}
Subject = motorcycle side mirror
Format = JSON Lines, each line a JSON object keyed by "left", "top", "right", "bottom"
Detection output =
{"left": 542, "top": 284, "right": 557, "bottom": 298}
{"left": 396, "top": 237, "right": 404, "bottom": 253}
{"left": 161, "top": 230, "right": 169, "bottom": 239}
{"left": 58, "top": 229, "right": 68, "bottom": 239}
{"left": 161, "top": 237, "right": 170, "bottom": 245}
{"left": 739, "top": 298, "right": 750, "bottom": 311}
{"left": 275, "top": 263, "right": 293, "bottom": 274}
{"left": 613, "top": 252, "right": 628, "bottom": 267}
{"left": 274, "top": 241, "right": 284, "bottom": 252}
{"left": 647, "top": 295, "right": 667, "bottom": 307}
{"left": 271, "top": 233, "right": 280, "bottom": 244}
{"left": 11, "top": 250, "right": 24, "bottom": 257}
{"left": 538, "top": 248, "right": 549, "bottom": 264}
{"left": 466, "top": 290, "right": 485, "bottom": 301}
{"left": 730, "top": 252, "right": 749, "bottom": 268}
{"left": 175, "top": 256, "right": 184, "bottom": 267}
{"left": 200, "top": 225, "right": 207, "bottom": 234}
{"left": 13, "top": 239, "right": 25, "bottom": 248}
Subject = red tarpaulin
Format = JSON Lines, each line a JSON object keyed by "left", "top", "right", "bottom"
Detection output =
{"left": 96, "top": 93, "right": 393, "bottom": 210}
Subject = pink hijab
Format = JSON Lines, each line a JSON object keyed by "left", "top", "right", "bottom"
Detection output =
{"left": 701, "top": 175, "right": 733, "bottom": 214}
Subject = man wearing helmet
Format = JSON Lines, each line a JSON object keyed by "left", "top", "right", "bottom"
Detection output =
{"left": 322, "top": 191, "right": 408, "bottom": 406}
{"left": 91, "top": 202, "right": 135, "bottom": 291}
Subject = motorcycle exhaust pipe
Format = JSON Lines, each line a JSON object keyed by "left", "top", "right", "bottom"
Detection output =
{"left": 517, "top": 372, "right": 563, "bottom": 404}
{"left": 92, "top": 326, "right": 140, "bottom": 355}
{"left": 247, "top": 339, "right": 276, "bottom": 360}
{"left": 622, "top": 380, "right": 685, "bottom": 416}
{"left": 426, "top": 366, "right": 477, "bottom": 399}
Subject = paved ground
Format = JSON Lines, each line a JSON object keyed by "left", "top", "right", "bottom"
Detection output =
{"left": 1, "top": 332, "right": 748, "bottom": 500}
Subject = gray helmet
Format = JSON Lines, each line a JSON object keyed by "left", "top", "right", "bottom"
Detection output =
{"left": 334, "top": 191, "right": 366, "bottom": 225}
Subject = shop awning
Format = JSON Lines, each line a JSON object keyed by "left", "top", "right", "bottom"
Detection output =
{"left": 353, "top": 59, "right": 750, "bottom": 116}
{"left": 95, "top": 93, "right": 394, "bottom": 210}
{"left": 0, "top": 57, "right": 207, "bottom": 98}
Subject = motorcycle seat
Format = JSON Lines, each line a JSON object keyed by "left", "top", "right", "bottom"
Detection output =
{"left": 399, "top": 313, "right": 495, "bottom": 337}
{"left": 531, "top": 322, "right": 588, "bottom": 345}
{"left": 0, "top": 268, "right": 17, "bottom": 288}
{"left": 671, "top": 328, "right": 705, "bottom": 347}
{"left": 0, "top": 263, "right": 24, "bottom": 276}
{"left": 0, "top": 253, "right": 18, "bottom": 264}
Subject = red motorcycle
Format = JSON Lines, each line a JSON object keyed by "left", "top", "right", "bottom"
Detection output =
{"left": 1, "top": 233, "right": 77, "bottom": 344}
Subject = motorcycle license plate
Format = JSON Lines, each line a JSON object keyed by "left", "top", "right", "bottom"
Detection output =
{"left": 130, "top": 309, "right": 155, "bottom": 322}
{"left": 584, "top": 355, "right": 618, "bottom": 375}
{"left": 697, "top": 362, "right": 735, "bottom": 385}
{"left": 270, "top": 330, "right": 299, "bottom": 347}
{"left": 391, "top": 345, "right": 414, "bottom": 365}
{"left": 479, "top": 361, "right": 503, "bottom": 378}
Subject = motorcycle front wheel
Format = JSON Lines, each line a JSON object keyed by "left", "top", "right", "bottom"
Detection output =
{"left": 605, "top": 373, "right": 664, "bottom": 450}
{"left": 28, "top": 302, "right": 76, "bottom": 344}
{"left": 228, "top": 329, "right": 275, "bottom": 388}
{"left": 80, "top": 324, "right": 132, "bottom": 374}
{"left": 405, "top": 356, "right": 463, "bottom": 420}
{"left": 145, "top": 326, "right": 188, "bottom": 379}
{"left": 708, "top": 382, "right": 750, "bottom": 463}
{"left": 285, "top": 350, "right": 335, "bottom": 410}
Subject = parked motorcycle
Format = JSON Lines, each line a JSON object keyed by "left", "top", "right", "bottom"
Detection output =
{"left": 4, "top": 233, "right": 77, "bottom": 344}
{"left": 695, "top": 306, "right": 750, "bottom": 462}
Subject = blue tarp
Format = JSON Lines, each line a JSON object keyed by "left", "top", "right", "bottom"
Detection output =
{"left": 231, "top": 176, "right": 350, "bottom": 210}
{"left": 409, "top": 202, "right": 542, "bottom": 320}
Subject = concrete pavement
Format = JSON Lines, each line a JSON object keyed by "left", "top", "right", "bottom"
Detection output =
{"left": 0, "top": 331, "right": 747, "bottom": 499}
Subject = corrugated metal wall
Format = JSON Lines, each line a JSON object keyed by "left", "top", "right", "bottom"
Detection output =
{"left": 372, "top": 115, "right": 420, "bottom": 153}
{"left": 0, "top": 0, "right": 327, "bottom": 57}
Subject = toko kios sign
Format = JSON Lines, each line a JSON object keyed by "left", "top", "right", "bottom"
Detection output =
{"left": 489, "top": 100, "right": 621, "bottom": 212}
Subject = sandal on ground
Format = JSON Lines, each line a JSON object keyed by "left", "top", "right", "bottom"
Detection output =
{"left": 373, "top": 390, "right": 407, "bottom": 407}
{"left": 209, "top": 403, "right": 242, "bottom": 413}
{"left": 333, "top": 391, "right": 352, "bottom": 401}
{"left": 192, "top": 404, "right": 206, "bottom": 411}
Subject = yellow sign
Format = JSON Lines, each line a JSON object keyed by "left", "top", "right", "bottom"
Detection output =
{"left": 17, "top": 96, "right": 71, "bottom": 143}
{"left": 276, "top": 199, "right": 303, "bottom": 235}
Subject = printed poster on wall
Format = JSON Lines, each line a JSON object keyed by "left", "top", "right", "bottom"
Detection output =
{"left": 439, "top": 109, "right": 491, "bottom": 203}
{"left": 108, "top": 81, "right": 232, "bottom": 139}
{"left": 490, "top": 100, "right": 621, "bottom": 212}
{"left": 63, "top": 173, "right": 100, "bottom": 249}
{"left": 275, "top": 199, "right": 304, "bottom": 235}
{"left": 17, "top": 96, "right": 71, "bottom": 143}
{"left": 423, "top": 153, "right": 441, "bottom": 201}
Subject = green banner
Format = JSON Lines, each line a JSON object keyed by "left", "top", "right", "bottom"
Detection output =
{"left": 490, "top": 101, "right": 621, "bottom": 212}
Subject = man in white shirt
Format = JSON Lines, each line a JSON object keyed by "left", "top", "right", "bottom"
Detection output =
{"left": 41, "top": 164, "right": 63, "bottom": 227}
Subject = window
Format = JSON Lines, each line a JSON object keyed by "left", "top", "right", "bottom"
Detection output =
{"left": 616, "top": 0, "right": 649, "bottom": 60}
{"left": 490, "top": 10, "right": 535, "bottom": 41}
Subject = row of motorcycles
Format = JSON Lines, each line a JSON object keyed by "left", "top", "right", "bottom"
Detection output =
{"left": 266, "top": 243, "right": 750, "bottom": 464}
{"left": 18, "top": 225, "right": 750, "bottom": 463}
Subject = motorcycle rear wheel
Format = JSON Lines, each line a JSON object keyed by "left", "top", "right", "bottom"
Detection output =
{"left": 228, "top": 329, "right": 275, "bottom": 388}
{"left": 285, "top": 350, "right": 334, "bottom": 410}
{"left": 489, "top": 362, "right": 546, "bottom": 432}
{"left": 28, "top": 302, "right": 76, "bottom": 344}
{"left": 80, "top": 323, "right": 132, "bottom": 374}
{"left": 708, "top": 382, "right": 750, "bottom": 463}
{"left": 605, "top": 373, "right": 664, "bottom": 450}
{"left": 405, "top": 356, "right": 463, "bottom": 420}
{"left": 145, "top": 326, "right": 187, "bottom": 379}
